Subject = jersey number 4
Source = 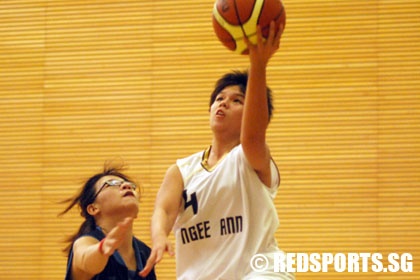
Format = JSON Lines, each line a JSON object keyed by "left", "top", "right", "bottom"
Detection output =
{"left": 183, "top": 190, "right": 198, "bottom": 215}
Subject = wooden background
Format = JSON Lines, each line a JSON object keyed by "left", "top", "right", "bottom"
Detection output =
{"left": 0, "top": 0, "right": 419, "bottom": 279}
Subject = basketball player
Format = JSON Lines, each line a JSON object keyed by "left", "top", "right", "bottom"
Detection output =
{"left": 60, "top": 163, "right": 156, "bottom": 280}
{"left": 141, "top": 22, "right": 294, "bottom": 279}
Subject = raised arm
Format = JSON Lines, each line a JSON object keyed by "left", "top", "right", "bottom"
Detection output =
{"left": 140, "top": 164, "right": 184, "bottom": 277}
{"left": 240, "top": 21, "right": 283, "bottom": 186}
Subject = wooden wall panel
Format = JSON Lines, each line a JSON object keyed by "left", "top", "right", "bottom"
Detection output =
{"left": 0, "top": 2, "right": 45, "bottom": 279}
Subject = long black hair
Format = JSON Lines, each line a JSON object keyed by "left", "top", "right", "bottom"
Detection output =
{"left": 58, "top": 162, "right": 136, "bottom": 253}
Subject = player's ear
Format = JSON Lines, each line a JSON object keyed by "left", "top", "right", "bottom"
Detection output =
{"left": 87, "top": 203, "right": 99, "bottom": 216}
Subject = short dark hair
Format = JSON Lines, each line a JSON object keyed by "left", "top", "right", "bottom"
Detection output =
{"left": 209, "top": 70, "right": 274, "bottom": 121}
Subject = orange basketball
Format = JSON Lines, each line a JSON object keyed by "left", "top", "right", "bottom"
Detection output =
{"left": 212, "top": 0, "right": 286, "bottom": 54}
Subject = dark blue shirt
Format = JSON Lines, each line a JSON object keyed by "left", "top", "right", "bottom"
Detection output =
{"left": 65, "top": 227, "right": 156, "bottom": 280}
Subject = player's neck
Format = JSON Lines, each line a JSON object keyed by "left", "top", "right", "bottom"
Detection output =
{"left": 209, "top": 140, "right": 239, "bottom": 159}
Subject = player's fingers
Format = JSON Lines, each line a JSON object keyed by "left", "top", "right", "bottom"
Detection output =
{"left": 112, "top": 217, "right": 133, "bottom": 238}
{"left": 167, "top": 240, "right": 175, "bottom": 256}
{"left": 139, "top": 250, "right": 158, "bottom": 277}
{"left": 256, "top": 24, "right": 264, "bottom": 46}
{"left": 268, "top": 21, "right": 276, "bottom": 43}
{"left": 119, "top": 217, "right": 133, "bottom": 229}
{"left": 279, "top": 23, "right": 285, "bottom": 35}
{"left": 271, "top": 22, "right": 283, "bottom": 50}
{"left": 139, "top": 261, "right": 153, "bottom": 277}
{"left": 275, "top": 23, "right": 284, "bottom": 45}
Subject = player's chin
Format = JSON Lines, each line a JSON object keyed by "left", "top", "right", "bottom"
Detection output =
{"left": 121, "top": 198, "right": 140, "bottom": 209}
{"left": 128, "top": 207, "right": 139, "bottom": 219}
{"left": 210, "top": 121, "right": 228, "bottom": 132}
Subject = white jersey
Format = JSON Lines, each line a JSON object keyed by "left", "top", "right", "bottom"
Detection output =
{"left": 174, "top": 145, "right": 293, "bottom": 280}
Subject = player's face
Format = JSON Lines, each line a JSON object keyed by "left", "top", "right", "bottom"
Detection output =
{"left": 209, "top": 85, "right": 244, "bottom": 135}
{"left": 93, "top": 175, "right": 139, "bottom": 216}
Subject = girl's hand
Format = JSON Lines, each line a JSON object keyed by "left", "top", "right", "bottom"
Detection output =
{"left": 245, "top": 21, "right": 284, "bottom": 67}
{"left": 139, "top": 234, "right": 174, "bottom": 277}
{"left": 100, "top": 217, "right": 133, "bottom": 257}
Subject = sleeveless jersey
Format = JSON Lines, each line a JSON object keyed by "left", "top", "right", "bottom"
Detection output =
{"left": 174, "top": 145, "right": 293, "bottom": 279}
{"left": 64, "top": 227, "right": 156, "bottom": 280}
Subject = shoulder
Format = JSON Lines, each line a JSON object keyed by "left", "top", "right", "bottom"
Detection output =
{"left": 75, "top": 228, "right": 105, "bottom": 243}
{"left": 72, "top": 235, "right": 101, "bottom": 253}
{"left": 83, "top": 227, "right": 104, "bottom": 240}
{"left": 71, "top": 228, "right": 104, "bottom": 251}
{"left": 176, "top": 150, "right": 206, "bottom": 178}
{"left": 234, "top": 145, "right": 280, "bottom": 191}
{"left": 227, "top": 144, "right": 248, "bottom": 164}
{"left": 177, "top": 150, "right": 204, "bottom": 166}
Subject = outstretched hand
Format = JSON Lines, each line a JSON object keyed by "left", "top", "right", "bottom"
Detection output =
{"left": 245, "top": 21, "right": 284, "bottom": 67}
{"left": 139, "top": 235, "right": 175, "bottom": 277}
{"left": 100, "top": 217, "right": 133, "bottom": 257}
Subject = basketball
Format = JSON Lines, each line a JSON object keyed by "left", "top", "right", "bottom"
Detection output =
{"left": 212, "top": 0, "right": 286, "bottom": 54}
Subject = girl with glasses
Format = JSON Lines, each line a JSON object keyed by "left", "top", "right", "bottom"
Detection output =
{"left": 60, "top": 163, "right": 156, "bottom": 280}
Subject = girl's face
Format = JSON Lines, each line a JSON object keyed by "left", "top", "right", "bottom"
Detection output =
{"left": 209, "top": 85, "right": 244, "bottom": 136}
{"left": 93, "top": 175, "right": 139, "bottom": 216}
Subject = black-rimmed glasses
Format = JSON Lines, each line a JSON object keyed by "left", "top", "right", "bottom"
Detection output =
{"left": 92, "top": 179, "right": 136, "bottom": 201}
